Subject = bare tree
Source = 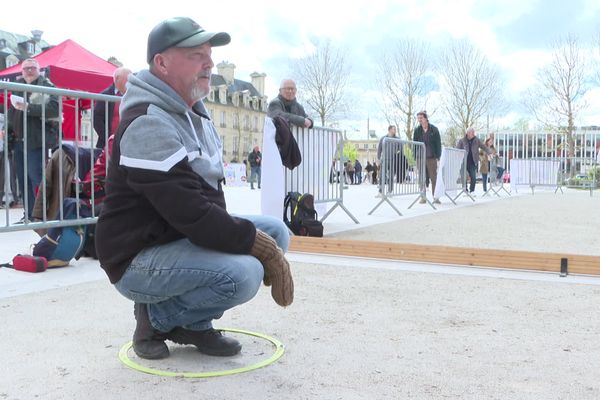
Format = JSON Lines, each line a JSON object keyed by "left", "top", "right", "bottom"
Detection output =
{"left": 439, "top": 40, "right": 504, "bottom": 133}
{"left": 292, "top": 40, "right": 351, "bottom": 127}
{"left": 524, "top": 34, "right": 588, "bottom": 161}
{"left": 378, "top": 39, "right": 432, "bottom": 140}
{"left": 443, "top": 126, "right": 464, "bottom": 147}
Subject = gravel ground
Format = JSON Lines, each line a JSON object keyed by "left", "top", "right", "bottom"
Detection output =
{"left": 331, "top": 191, "right": 600, "bottom": 256}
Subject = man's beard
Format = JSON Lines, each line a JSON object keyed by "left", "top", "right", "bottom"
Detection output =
{"left": 190, "top": 83, "right": 209, "bottom": 103}
{"left": 190, "top": 74, "right": 211, "bottom": 103}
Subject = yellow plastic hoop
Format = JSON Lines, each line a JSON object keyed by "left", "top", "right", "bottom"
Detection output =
{"left": 118, "top": 327, "right": 285, "bottom": 378}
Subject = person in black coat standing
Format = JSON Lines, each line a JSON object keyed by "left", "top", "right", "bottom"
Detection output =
{"left": 93, "top": 67, "right": 131, "bottom": 149}
{"left": 248, "top": 145, "right": 262, "bottom": 189}
{"left": 267, "top": 79, "right": 313, "bottom": 129}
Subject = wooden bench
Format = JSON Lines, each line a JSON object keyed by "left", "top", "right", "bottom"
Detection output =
{"left": 289, "top": 237, "right": 600, "bottom": 276}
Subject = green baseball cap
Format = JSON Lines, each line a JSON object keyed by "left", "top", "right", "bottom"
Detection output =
{"left": 147, "top": 17, "right": 231, "bottom": 63}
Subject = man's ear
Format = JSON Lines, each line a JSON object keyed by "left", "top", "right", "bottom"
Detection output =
{"left": 153, "top": 53, "right": 169, "bottom": 74}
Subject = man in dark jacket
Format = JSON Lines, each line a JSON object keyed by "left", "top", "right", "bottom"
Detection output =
{"left": 248, "top": 145, "right": 262, "bottom": 189}
{"left": 377, "top": 125, "right": 408, "bottom": 192}
{"left": 93, "top": 67, "right": 131, "bottom": 149}
{"left": 96, "top": 17, "right": 293, "bottom": 361}
{"left": 456, "top": 127, "right": 492, "bottom": 194}
{"left": 267, "top": 79, "right": 313, "bottom": 128}
{"left": 6, "top": 58, "right": 59, "bottom": 220}
{"left": 413, "top": 111, "right": 441, "bottom": 204}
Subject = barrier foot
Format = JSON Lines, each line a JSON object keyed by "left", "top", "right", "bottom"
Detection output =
{"left": 453, "top": 189, "right": 474, "bottom": 202}
{"left": 322, "top": 201, "right": 360, "bottom": 224}
{"left": 444, "top": 193, "right": 457, "bottom": 205}
{"left": 368, "top": 196, "right": 403, "bottom": 217}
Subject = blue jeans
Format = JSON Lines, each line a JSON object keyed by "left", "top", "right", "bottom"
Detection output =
{"left": 115, "top": 214, "right": 290, "bottom": 332}
{"left": 14, "top": 142, "right": 44, "bottom": 218}
{"left": 466, "top": 163, "right": 477, "bottom": 193}
{"left": 496, "top": 166, "right": 505, "bottom": 180}
{"left": 250, "top": 166, "right": 261, "bottom": 188}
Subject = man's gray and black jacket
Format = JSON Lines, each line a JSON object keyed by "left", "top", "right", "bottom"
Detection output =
{"left": 96, "top": 70, "right": 256, "bottom": 284}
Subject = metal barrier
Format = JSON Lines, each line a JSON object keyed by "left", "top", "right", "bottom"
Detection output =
{"left": 559, "top": 157, "right": 598, "bottom": 197}
{"left": 509, "top": 158, "right": 562, "bottom": 194}
{"left": 482, "top": 155, "right": 510, "bottom": 198}
{"left": 368, "top": 137, "right": 428, "bottom": 216}
{"left": 436, "top": 147, "right": 471, "bottom": 204}
{"left": 284, "top": 125, "right": 358, "bottom": 223}
{"left": 1, "top": 81, "right": 119, "bottom": 233}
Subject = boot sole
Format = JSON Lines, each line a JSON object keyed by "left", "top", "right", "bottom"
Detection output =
{"left": 166, "top": 332, "right": 242, "bottom": 357}
{"left": 133, "top": 343, "right": 170, "bottom": 360}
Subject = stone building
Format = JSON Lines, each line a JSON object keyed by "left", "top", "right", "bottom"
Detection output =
{"left": 205, "top": 61, "right": 268, "bottom": 162}
{"left": 0, "top": 29, "right": 49, "bottom": 69}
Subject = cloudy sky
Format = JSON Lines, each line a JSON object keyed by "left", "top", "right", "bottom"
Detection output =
{"left": 3, "top": 0, "right": 600, "bottom": 137}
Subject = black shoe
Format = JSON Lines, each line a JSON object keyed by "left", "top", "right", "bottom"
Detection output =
{"left": 133, "top": 303, "right": 170, "bottom": 360}
{"left": 165, "top": 327, "right": 241, "bottom": 356}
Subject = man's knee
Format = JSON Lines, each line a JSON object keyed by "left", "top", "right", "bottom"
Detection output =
{"left": 228, "top": 257, "right": 263, "bottom": 304}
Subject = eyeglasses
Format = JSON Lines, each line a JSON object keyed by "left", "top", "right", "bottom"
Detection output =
{"left": 281, "top": 87, "right": 296, "bottom": 91}
{"left": 22, "top": 66, "right": 39, "bottom": 71}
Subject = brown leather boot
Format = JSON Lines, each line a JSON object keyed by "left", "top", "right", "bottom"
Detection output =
{"left": 165, "top": 327, "right": 241, "bottom": 356}
{"left": 133, "top": 303, "right": 170, "bottom": 360}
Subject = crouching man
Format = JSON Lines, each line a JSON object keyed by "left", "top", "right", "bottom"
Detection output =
{"left": 96, "top": 17, "right": 293, "bottom": 360}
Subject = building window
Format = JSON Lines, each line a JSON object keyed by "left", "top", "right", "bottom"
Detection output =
{"left": 27, "top": 42, "right": 34, "bottom": 54}
{"left": 233, "top": 113, "right": 239, "bottom": 129}
{"left": 232, "top": 136, "right": 239, "bottom": 157}
{"left": 254, "top": 116, "right": 258, "bottom": 132}
{"left": 220, "top": 111, "right": 226, "bottom": 128}
{"left": 243, "top": 115, "right": 250, "bottom": 130}
{"left": 243, "top": 136, "right": 251, "bottom": 155}
{"left": 364, "top": 143, "right": 369, "bottom": 149}
{"left": 220, "top": 135, "right": 226, "bottom": 155}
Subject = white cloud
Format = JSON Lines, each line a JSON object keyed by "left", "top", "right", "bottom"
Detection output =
{"left": 3, "top": 0, "right": 599, "bottom": 130}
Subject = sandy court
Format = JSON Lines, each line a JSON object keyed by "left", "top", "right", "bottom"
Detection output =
{"left": 0, "top": 187, "right": 599, "bottom": 399}
{"left": 1, "top": 258, "right": 600, "bottom": 400}
{"left": 331, "top": 190, "right": 600, "bottom": 256}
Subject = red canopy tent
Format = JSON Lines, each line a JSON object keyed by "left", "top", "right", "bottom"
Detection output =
{"left": 0, "top": 39, "right": 116, "bottom": 140}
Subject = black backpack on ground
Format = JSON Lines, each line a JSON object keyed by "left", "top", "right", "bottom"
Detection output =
{"left": 283, "top": 192, "right": 324, "bottom": 237}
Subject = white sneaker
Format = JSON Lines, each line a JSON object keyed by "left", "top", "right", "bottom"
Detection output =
{"left": 419, "top": 197, "right": 426, "bottom": 204}
{"left": 433, "top": 198, "right": 441, "bottom": 204}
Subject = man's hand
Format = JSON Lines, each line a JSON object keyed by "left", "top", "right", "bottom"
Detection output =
{"left": 304, "top": 118, "right": 312, "bottom": 128}
{"left": 13, "top": 101, "right": 28, "bottom": 111}
{"left": 250, "top": 230, "right": 294, "bottom": 307}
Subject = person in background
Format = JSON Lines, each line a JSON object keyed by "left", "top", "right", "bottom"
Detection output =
{"left": 93, "top": 67, "right": 132, "bottom": 149}
{"left": 354, "top": 159, "right": 362, "bottom": 184}
{"left": 485, "top": 136, "right": 505, "bottom": 182}
{"left": 96, "top": 17, "right": 293, "bottom": 360}
{"left": 413, "top": 111, "right": 441, "bottom": 204}
{"left": 456, "top": 127, "right": 492, "bottom": 195}
{"left": 377, "top": 125, "right": 407, "bottom": 192}
{"left": 6, "top": 58, "right": 59, "bottom": 221}
{"left": 248, "top": 145, "right": 262, "bottom": 190}
{"left": 479, "top": 147, "right": 490, "bottom": 192}
{"left": 267, "top": 79, "right": 313, "bottom": 129}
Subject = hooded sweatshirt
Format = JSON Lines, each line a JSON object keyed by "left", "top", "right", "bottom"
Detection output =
{"left": 96, "top": 70, "right": 256, "bottom": 283}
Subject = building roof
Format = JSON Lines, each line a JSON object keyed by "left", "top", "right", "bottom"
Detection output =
{"left": 210, "top": 74, "right": 261, "bottom": 97}
{"left": 0, "top": 29, "right": 50, "bottom": 58}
